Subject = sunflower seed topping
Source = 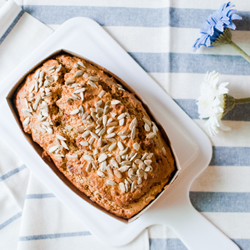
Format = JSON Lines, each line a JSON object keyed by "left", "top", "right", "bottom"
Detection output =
{"left": 56, "top": 135, "right": 67, "bottom": 141}
{"left": 49, "top": 145, "right": 59, "bottom": 153}
{"left": 106, "top": 133, "right": 116, "bottom": 138}
{"left": 119, "top": 182, "right": 126, "bottom": 193}
{"left": 97, "top": 170, "right": 105, "bottom": 178}
{"left": 74, "top": 88, "right": 86, "bottom": 94}
{"left": 70, "top": 109, "right": 79, "bottom": 115}
{"left": 77, "top": 61, "right": 85, "bottom": 68}
{"left": 108, "top": 142, "right": 116, "bottom": 152}
{"left": 86, "top": 162, "right": 92, "bottom": 172}
{"left": 114, "top": 169, "right": 122, "bottom": 179}
{"left": 118, "top": 141, "right": 124, "bottom": 151}
{"left": 88, "top": 76, "right": 99, "bottom": 81}
{"left": 143, "top": 117, "right": 151, "bottom": 125}
{"left": 107, "top": 180, "right": 116, "bottom": 186}
{"left": 80, "top": 141, "right": 89, "bottom": 146}
{"left": 74, "top": 70, "right": 84, "bottom": 77}
{"left": 100, "top": 161, "right": 107, "bottom": 171}
{"left": 98, "top": 90, "right": 105, "bottom": 98}
{"left": 118, "top": 165, "right": 130, "bottom": 172}
{"left": 144, "top": 123, "right": 151, "bottom": 132}
{"left": 147, "top": 132, "right": 156, "bottom": 139}
{"left": 111, "top": 100, "right": 120, "bottom": 105}
{"left": 98, "top": 153, "right": 107, "bottom": 163}
{"left": 133, "top": 142, "right": 140, "bottom": 151}
{"left": 23, "top": 117, "right": 30, "bottom": 126}
{"left": 61, "top": 140, "right": 69, "bottom": 150}
{"left": 88, "top": 80, "right": 98, "bottom": 88}
{"left": 162, "top": 147, "right": 167, "bottom": 156}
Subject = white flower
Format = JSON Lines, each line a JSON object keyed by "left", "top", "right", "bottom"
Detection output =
{"left": 197, "top": 71, "right": 231, "bottom": 136}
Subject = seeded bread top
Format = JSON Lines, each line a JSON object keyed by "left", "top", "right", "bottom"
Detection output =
{"left": 15, "top": 54, "right": 176, "bottom": 218}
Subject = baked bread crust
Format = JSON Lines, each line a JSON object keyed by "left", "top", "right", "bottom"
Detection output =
{"left": 15, "top": 53, "right": 176, "bottom": 219}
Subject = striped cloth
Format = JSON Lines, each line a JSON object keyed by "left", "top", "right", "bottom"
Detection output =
{"left": 1, "top": 0, "right": 250, "bottom": 249}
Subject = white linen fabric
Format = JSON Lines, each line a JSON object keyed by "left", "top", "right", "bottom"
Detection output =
{"left": 0, "top": 0, "right": 250, "bottom": 249}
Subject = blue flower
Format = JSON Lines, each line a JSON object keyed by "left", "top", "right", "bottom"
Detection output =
{"left": 193, "top": 2, "right": 242, "bottom": 51}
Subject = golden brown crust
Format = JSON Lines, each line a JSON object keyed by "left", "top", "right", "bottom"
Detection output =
{"left": 15, "top": 53, "right": 176, "bottom": 219}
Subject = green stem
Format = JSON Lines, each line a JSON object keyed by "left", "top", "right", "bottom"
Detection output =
{"left": 235, "top": 97, "right": 250, "bottom": 104}
{"left": 229, "top": 41, "right": 250, "bottom": 63}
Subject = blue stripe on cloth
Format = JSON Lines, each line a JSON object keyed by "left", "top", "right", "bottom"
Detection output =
{"left": 0, "top": 212, "right": 22, "bottom": 230}
{"left": 26, "top": 193, "right": 55, "bottom": 199}
{"left": 210, "top": 147, "right": 250, "bottom": 166}
{"left": 0, "top": 9, "right": 25, "bottom": 45}
{"left": 0, "top": 165, "right": 26, "bottom": 182}
{"left": 190, "top": 192, "right": 250, "bottom": 213}
{"left": 22, "top": 5, "right": 250, "bottom": 30}
{"left": 129, "top": 53, "right": 250, "bottom": 74}
{"left": 174, "top": 99, "right": 250, "bottom": 121}
{"left": 150, "top": 239, "right": 246, "bottom": 250}
{"left": 19, "top": 231, "right": 91, "bottom": 241}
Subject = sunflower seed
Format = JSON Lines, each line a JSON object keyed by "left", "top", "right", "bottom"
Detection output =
{"left": 145, "top": 165, "right": 153, "bottom": 172}
{"left": 74, "top": 70, "right": 84, "bottom": 77}
{"left": 137, "top": 169, "right": 144, "bottom": 178}
{"left": 152, "top": 124, "right": 158, "bottom": 134}
{"left": 100, "top": 161, "right": 107, "bottom": 171}
{"left": 97, "top": 170, "right": 105, "bottom": 177}
{"left": 92, "top": 162, "right": 97, "bottom": 169}
{"left": 108, "top": 142, "right": 116, "bottom": 151}
{"left": 107, "top": 127, "right": 115, "bottom": 134}
{"left": 29, "top": 84, "right": 35, "bottom": 93}
{"left": 125, "top": 180, "right": 130, "bottom": 192}
{"left": 110, "top": 159, "right": 119, "bottom": 168}
{"left": 23, "top": 117, "right": 30, "bottom": 126}
{"left": 21, "top": 109, "right": 32, "bottom": 117}
{"left": 107, "top": 180, "right": 116, "bottom": 186}
{"left": 129, "top": 118, "right": 137, "bottom": 130}
{"left": 56, "top": 64, "right": 62, "bottom": 72}
{"left": 130, "top": 153, "right": 137, "bottom": 161}
{"left": 86, "top": 162, "right": 92, "bottom": 172}
{"left": 35, "top": 69, "right": 40, "bottom": 79}
{"left": 119, "top": 118, "right": 125, "bottom": 126}
{"left": 97, "top": 128, "right": 105, "bottom": 137}
{"left": 70, "top": 109, "right": 79, "bottom": 115}
{"left": 98, "top": 153, "right": 107, "bottom": 163}
{"left": 77, "top": 61, "right": 85, "bottom": 68}
{"left": 87, "top": 75, "right": 99, "bottom": 81}
{"left": 88, "top": 80, "right": 98, "bottom": 88}
{"left": 89, "top": 137, "right": 95, "bottom": 145}
{"left": 90, "top": 132, "right": 99, "bottom": 140}
{"left": 93, "top": 148, "right": 99, "bottom": 155}
{"left": 54, "top": 154, "right": 65, "bottom": 158}
{"left": 119, "top": 147, "right": 128, "bottom": 155}
{"left": 83, "top": 155, "right": 93, "bottom": 161}
{"left": 114, "top": 169, "right": 122, "bottom": 179}
{"left": 48, "top": 65, "right": 56, "bottom": 71}
{"left": 118, "top": 141, "right": 124, "bottom": 151}
{"left": 65, "top": 80, "right": 75, "bottom": 85}
{"left": 120, "top": 160, "right": 131, "bottom": 165}
{"left": 74, "top": 88, "right": 86, "bottom": 94}
{"left": 106, "top": 165, "right": 114, "bottom": 176}
{"left": 144, "top": 123, "right": 151, "bottom": 132}
{"left": 102, "top": 115, "right": 107, "bottom": 126}
{"left": 133, "top": 143, "right": 140, "bottom": 151}
{"left": 162, "top": 147, "right": 166, "bottom": 156}
{"left": 82, "top": 130, "right": 90, "bottom": 138}
{"left": 110, "top": 112, "right": 117, "bottom": 118}
{"left": 106, "top": 122, "right": 118, "bottom": 127}
{"left": 98, "top": 90, "right": 105, "bottom": 98}
{"left": 80, "top": 141, "right": 89, "bottom": 146}
{"left": 118, "top": 165, "right": 130, "bottom": 172}
{"left": 147, "top": 153, "right": 154, "bottom": 159}
{"left": 118, "top": 113, "right": 126, "bottom": 120}
{"left": 61, "top": 140, "right": 69, "bottom": 150}
{"left": 141, "top": 153, "right": 148, "bottom": 160}
{"left": 116, "top": 155, "right": 121, "bottom": 163}
{"left": 119, "top": 182, "right": 125, "bottom": 193}
{"left": 33, "top": 95, "right": 41, "bottom": 111}
{"left": 147, "top": 132, "right": 156, "bottom": 139}
{"left": 106, "top": 133, "right": 116, "bottom": 138}
{"left": 49, "top": 145, "right": 59, "bottom": 153}
{"left": 143, "top": 117, "right": 151, "bottom": 126}
{"left": 111, "top": 100, "right": 120, "bottom": 105}
{"left": 131, "top": 127, "right": 136, "bottom": 140}
{"left": 46, "top": 127, "right": 53, "bottom": 134}
{"left": 131, "top": 181, "right": 136, "bottom": 192}
{"left": 97, "top": 137, "right": 102, "bottom": 147}
{"left": 56, "top": 134, "right": 67, "bottom": 141}
{"left": 74, "top": 63, "right": 79, "bottom": 68}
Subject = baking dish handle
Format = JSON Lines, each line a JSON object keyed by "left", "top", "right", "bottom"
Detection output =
{"left": 168, "top": 203, "right": 240, "bottom": 250}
